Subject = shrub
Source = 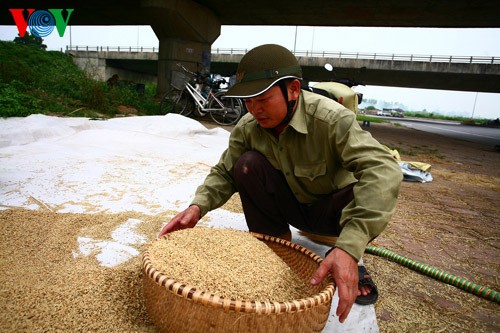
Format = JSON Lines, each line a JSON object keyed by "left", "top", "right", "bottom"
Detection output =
{"left": 0, "top": 81, "right": 42, "bottom": 117}
{"left": 0, "top": 40, "right": 160, "bottom": 118}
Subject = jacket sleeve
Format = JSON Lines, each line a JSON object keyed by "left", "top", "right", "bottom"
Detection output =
{"left": 332, "top": 111, "right": 403, "bottom": 261}
{"left": 190, "top": 123, "right": 248, "bottom": 217}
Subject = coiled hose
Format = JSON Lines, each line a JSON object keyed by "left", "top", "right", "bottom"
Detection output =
{"left": 365, "top": 245, "right": 500, "bottom": 304}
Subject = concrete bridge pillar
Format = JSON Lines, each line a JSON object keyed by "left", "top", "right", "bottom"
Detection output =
{"left": 142, "top": 0, "right": 221, "bottom": 96}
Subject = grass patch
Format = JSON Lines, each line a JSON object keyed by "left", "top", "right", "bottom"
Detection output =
{"left": 356, "top": 114, "right": 385, "bottom": 123}
{"left": 0, "top": 41, "right": 162, "bottom": 118}
{"left": 404, "top": 111, "right": 496, "bottom": 126}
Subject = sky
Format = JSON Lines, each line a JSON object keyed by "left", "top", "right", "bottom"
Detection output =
{"left": 1, "top": 24, "right": 500, "bottom": 119}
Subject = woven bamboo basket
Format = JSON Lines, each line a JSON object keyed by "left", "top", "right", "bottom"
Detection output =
{"left": 142, "top": 232, "right": 335, "bottom": 333}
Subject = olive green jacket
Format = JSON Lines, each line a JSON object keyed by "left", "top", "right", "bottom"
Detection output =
{"left": 191, "top": 90, "right": 402, "bottom": 260}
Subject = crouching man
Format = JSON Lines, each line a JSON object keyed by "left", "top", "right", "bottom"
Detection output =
{"left": 159, "top": 44, "right": 402, "bottom": 323}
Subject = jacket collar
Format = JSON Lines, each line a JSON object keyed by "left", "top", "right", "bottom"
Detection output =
{"left": 287, "top": 91, "right": 308, "bottom": 134}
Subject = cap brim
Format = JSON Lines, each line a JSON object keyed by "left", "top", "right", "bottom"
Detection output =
{"left": 224, "top": 76, "right": 299, "bottom": 98}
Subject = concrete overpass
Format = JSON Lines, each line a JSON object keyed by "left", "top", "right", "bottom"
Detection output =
{"left": 211, "top": 50, "right": 500, "bottom": 93}
{"left": 68, "top": 47, "right": 500, "bottom": 93}
{"left": 3, "top": 1, "right": 500, "bottom": 94}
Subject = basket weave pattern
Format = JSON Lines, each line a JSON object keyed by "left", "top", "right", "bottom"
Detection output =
{"left": 142, "top": 233, "right": 335, "bottom": 332}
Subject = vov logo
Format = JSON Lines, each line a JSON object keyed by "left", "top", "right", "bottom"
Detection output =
{"left": 9, "top": 9, "right": 74, "bottom": 38}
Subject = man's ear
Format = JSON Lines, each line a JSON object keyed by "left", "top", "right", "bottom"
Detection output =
{"left": 288, "top": 79, "right": 302, "bottom": 100}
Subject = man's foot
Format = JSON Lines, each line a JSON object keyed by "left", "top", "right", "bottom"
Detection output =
{"left": 355, "top": 265, "right": 379, "bottom": 305}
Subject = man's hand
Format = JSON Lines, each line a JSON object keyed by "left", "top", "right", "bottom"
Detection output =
{"left": 158, "top": 205, "right": 201, "bottom": 237}
{"left": 310, "top": 247, "right": 359, "bottom": 323}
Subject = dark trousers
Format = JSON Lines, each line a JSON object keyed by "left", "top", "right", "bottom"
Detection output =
{"left": 233, "top": 151, "right": 355, "bottom": 237}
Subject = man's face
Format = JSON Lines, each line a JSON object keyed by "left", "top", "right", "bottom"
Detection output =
{"left": 243, "top": 84, "right": 287, "bottom": 128}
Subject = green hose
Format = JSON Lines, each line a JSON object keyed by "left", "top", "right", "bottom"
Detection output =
{"left": 365, "top": 245, "right": 500, "bottom": 304}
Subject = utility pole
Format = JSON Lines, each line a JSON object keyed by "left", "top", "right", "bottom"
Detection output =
{"left": 471, "top": 92, "right": 478, "bottom": 119}
{"left": 310, "top": 27, "right": 315, "bottom": 54}
{"left": 293, "top": 26, "right": 297, "bottom": 54}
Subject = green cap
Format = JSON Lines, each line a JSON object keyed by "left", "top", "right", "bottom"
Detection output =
{"left": 225, "top": 44, "right": 302, "bottom": 98}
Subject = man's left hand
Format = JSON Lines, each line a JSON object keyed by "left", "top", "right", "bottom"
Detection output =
{"left": 310, "top": 247, "right": 359, "bottom": 323}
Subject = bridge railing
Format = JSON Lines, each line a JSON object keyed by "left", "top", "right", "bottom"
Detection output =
{"left": 66, "top": 46, "right": 499, "bottom": 64}
{"left": 213, "top": 48, "right": 499, "bottom": 64}
{"left": 67, "top": 45, "right": 158, "bottom": 53}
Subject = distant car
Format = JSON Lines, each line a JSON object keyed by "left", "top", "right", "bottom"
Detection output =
{"left": 391, "top": 111, "right": 404, "bottom": 118}
{"left": 377, "top": 110, "right": 392, "bottom": 116}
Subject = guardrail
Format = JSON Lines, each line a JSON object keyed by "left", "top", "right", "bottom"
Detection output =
{"left": 66, "top": 46, "right": 499, "bottom": 65}
{"left": 67, "top": 45, "right": 159, "bottom": 53}
{"left": 213, "top": 48, "right": 499, "bottom": 65}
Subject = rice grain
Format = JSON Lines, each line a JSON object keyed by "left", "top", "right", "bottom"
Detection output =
{"left": 147, "top": 228, "right": 312, "bottom": 302}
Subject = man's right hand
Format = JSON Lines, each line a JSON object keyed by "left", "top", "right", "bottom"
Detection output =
{"left": 158, "top": 205, "right": 201, "bottom": 237}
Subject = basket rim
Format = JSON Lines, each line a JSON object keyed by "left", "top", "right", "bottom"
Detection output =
{"left": 171, "top": 70, "right": 192, "bottom": 90}
{"left": 142, "top": 231, "right": 336, "bottom": 314}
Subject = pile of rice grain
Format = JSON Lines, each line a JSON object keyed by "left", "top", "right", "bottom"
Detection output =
{"left": 147, "top": 228, "right": 312, "bottom": 302}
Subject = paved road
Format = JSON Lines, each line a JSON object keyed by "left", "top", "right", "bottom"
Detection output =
{"left": 203, "top": 116, "right": 500, "bottom": 148}
{"left": 374, "top": 116, "right": 500, "bottom": 148}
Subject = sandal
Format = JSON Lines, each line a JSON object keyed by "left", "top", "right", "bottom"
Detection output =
{"left": 355, "top": 265, "right": 379, "bottom": 305}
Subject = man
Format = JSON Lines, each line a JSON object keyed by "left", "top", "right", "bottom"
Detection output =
{"left": 159, "top": 44, "right": 402, "bottom": 323}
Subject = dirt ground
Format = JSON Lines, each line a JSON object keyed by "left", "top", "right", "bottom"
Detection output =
{"left": 0, "top": 119, "right": 498, "bottom": 332}
{"left": 357, "top": 122, "right": 499, "bottom": 332}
